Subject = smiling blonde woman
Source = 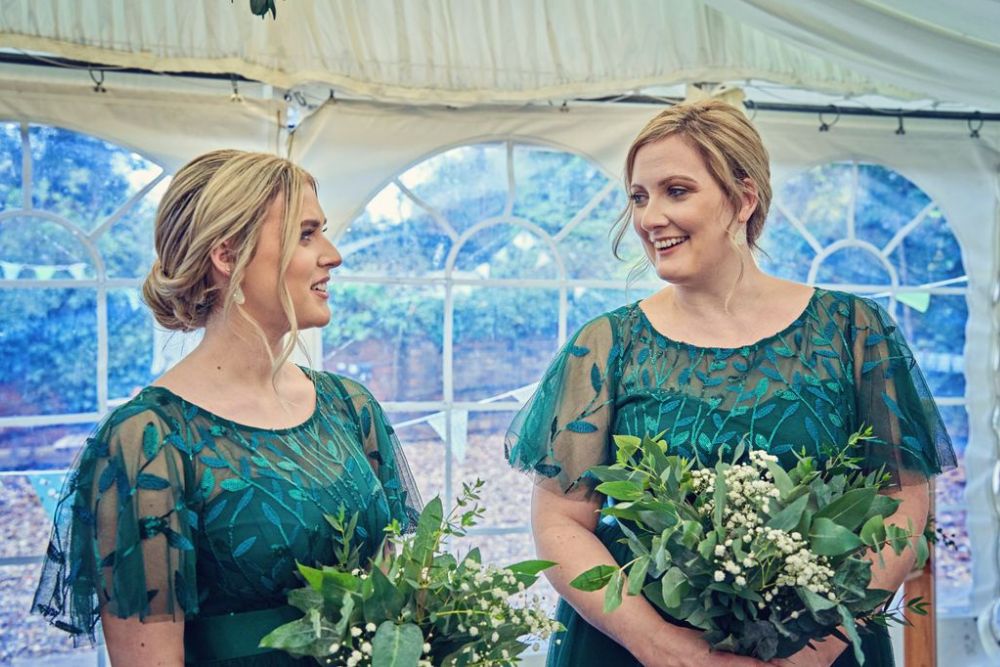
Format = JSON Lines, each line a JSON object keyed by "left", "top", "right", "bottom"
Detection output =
{"left": 506, "top": 100, "right": 955, "bottom": 667}
{"left": 33, "top": 150, "right": 421, "bottom": 666}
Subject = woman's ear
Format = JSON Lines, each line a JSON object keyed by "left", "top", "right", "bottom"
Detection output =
{"left": 209, "top": 241, "right": 235, "bottom": 278}
{"left": 738, "top": 177, "right": 759, "bottom": 224}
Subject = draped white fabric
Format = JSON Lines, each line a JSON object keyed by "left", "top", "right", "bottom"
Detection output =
{"left": 704, "top": 0, "right": 1000, "bottom": 110}
{"left": 2, "top": 0, "right": 997, "bottom": 107}
{"left": 0, "top": 78, "right": 284, "bottom": 169}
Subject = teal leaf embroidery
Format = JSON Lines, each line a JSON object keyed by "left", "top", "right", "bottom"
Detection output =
{"left": 142, "top": 423, "right": 161, "bottom": 460}
{"left": 203, "top": 497, "right": 228, "bottom": 525}
{"left": 165, "top": 528, "right": 194, "bottom": 551}
{"left": 881, "top": 392, "right": 905, "bottom": 419}
{"left": 360, "top": 406, "right": 372, "bottom": 437}
{"left": 567, "top": 421, "right": 598, "bottom": 433}
{"left": 199, "top": 468, "right": 216, "bottom": 498}
{"left": 233, "top": 535, "right": 257, "bottom": 557}
{"left": 136, "top": 473, "right": 171, "bottom": 491}
{"left": 591, "top": 363, "right": 603, "bottom": 393}
{"left": 261, "top": 501, "right": 282, "bottom": 528}
{"left": 220, "top": 478, "right": 251, "bottom": 492}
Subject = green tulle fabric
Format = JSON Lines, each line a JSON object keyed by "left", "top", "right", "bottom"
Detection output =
{"left": 506, "top": 288, "right": 955, "bottom": 666}
{"left": 33, "top": 369, "right": 421, "bottom": 665}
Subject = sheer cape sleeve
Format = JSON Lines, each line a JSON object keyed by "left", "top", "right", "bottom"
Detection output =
{"left": 32, "top": 401, "right": 199, "bottom": 644}
{"left": 336, "top": 376, "right": 423, "bottom": 533}
{"left": 851, "top": 297, "right": 957, "bottom": 486}
{"left": 505, "top": 314, "right": 619, "bottom": 498}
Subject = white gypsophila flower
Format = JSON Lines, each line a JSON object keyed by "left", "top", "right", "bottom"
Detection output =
{"left": 365, "top": 622, "right": 376, "bottom": 633}
{"left": 360, "top": 642, "right": 372, "bottom": 655}
{"left": 350, "top": 627, "right": 362, "bottom": 637}
{"left": 715, "top": 545, "right": 726, "bottom": 557}
{"left": 328, "top": 643, "right": 340, "bottom": 654}
{"left": 735, "top": 576, "right": 747, "bottom": 587}
{"left": 714, "top": 571, "right": 726, "bottom": 582}
{"left": 423, "top": 642, "right": 431, "bottom": 654}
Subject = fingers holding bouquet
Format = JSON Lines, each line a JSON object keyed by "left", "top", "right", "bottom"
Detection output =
{"left": 570, "top": 429, "right": 932, "bottom": 665}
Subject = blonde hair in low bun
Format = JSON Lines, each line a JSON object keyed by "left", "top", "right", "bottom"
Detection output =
{"left": 142, "top": 149, "right": 316, "bottom": 379}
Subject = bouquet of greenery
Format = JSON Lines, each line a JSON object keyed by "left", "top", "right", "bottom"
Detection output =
{"left": 570, "top": 429, "right": 930, "bottom": 664}
{"left": 260, "top": 480, "right": 562, "bottom": 666}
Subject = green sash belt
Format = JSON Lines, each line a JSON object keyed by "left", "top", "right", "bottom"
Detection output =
{"left": 184, "top": 605, "right": 306, "bottom": 665}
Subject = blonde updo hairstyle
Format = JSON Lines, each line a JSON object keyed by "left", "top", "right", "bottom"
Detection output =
{"left": 142, "top": 149, "right": 316, "bottom": 378}
{"left": 612, "top": 99, "right": 772, "bottom": 264}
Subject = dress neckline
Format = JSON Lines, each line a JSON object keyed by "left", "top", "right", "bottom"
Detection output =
{"left": 634, "top": 287, "right": 820, "bottom": 353}
{"left": 141, "top": 366, "right": 322, "bottom": 434}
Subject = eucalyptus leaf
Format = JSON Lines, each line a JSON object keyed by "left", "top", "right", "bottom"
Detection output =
{"left": 604, "top": 569, "right": 624, "bottom": 612}
{"left": 371, "top": 621, "right": 424, "bottom": 667}
{"left": 814, "top": 487, "right": 876, "bottom": 531}
{"left": 859, "top": 514, "right": 887, "bottom": 548}
{"left": 596, "top": 480, "right": 645, "bottom": 502}
{"left": 809, "top": 517, "right": 864, "bottom": 556}
{"left": 570, "top": 564, "right": 618, "bottom": 592}
{"left": 766, "top": 494, "right": 809, "bottom": 532}
{"left": 661, "top": 567, "right": 689, "bottom": 609}
{"left": 628, "top": 556, "right": 651, "bottom": 597}
{"left": 506, "top": 559, "right": 557, "bottom": 576}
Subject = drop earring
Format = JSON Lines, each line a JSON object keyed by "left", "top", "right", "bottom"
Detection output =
{"left": 233, "top": 285, "right": 245, "bottom": 305}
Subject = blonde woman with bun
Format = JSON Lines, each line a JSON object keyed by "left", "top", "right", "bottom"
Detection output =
{"left": 507, "top": 100, "right": 955, "bottom": 667}
{"left": 33, "top": 150, "right": 421, "bottom": 666}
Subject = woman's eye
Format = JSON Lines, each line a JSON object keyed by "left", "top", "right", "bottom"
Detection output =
{"left": 630, "top": 193, "right": 647, "bottom": 205}
{"left": 667, "top": 187, "right": 687, "bottom": 197}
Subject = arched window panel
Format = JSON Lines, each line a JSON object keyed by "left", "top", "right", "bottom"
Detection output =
{"left": 453, "top": 224, "right": 559, "bottom": 280}
{"left": 450, "top": 411, "right": 531, "bottom": 530}
{"left": 887, "top": 207, "right": 966, "bottom": 286}
{"left": 97, "top": 176, "right": 172, "bottom": 278}
{"left": 108, "top": 288, "right": 156, "bottom": 401}
{"left": 0, "top": 215, "right": 95, "bottom": 280}
{"left": 568, "top": 287, "right": 635, "bottom": 333}
{"left": 28, "top": 125, "right": 163, "bottom": 232}
{"left": 338, "top": 182, "right": 453, "bottom": 276}
{"left": 937, "top": 512, "right": 973, "bottom": 616}
{"left": 511, "top": 144, "right": 612, "bottom": 236}
{"left": 397, "top": 143, "right": 507, "bottom": 236}
{"left": 937, "top": 403, "right": 969, "bottom": 491}
{"left": 882, "top": 295, "right": 967, "bottom": 398}
{"left": 390, "top": 413, "right": 446, "bottom": 503}
{"left": 1, "top": 565, "right": 86, "bottom": 663}
{"left": 813, "top": 246, "right": 892, "bottom": 285}
{"left": 756, "top": 209, "right": 817, "bottom": 282}
{"left": 557, "top": 188, "right": 641, "bottom": 281}
{"left": 777, "top": 163, "right": 855, "bottom": 249}
{"left": 321, "top": 284, "right": 445, "bottom": 402}
{"left": 0, "top": 472, "right": 61, "bottom": 557}
{"left": 0, "top": 124, "right": 22, "bottom": 212}
{"left": 452, "top": 287, "right": 560, "bottom": 402}
{"left": 853, "top": 164, "right": 934, "bottom": 252}
{"left": 0, "top": 288, "right": 97, "bottom": 417}
{"left": 0, "top": 423, "right": 95, "bottom": 472}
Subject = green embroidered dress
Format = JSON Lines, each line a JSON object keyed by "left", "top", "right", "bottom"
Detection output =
{"left": 33, "top": 369, "right": 421, "bottom": 666}
{"left": 507, "top": 288, "right": 955, "bottom": 667}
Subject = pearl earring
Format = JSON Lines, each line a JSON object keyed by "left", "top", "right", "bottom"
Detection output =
{"left": 233, "top": 286, "right": 245, "bottom": 305}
